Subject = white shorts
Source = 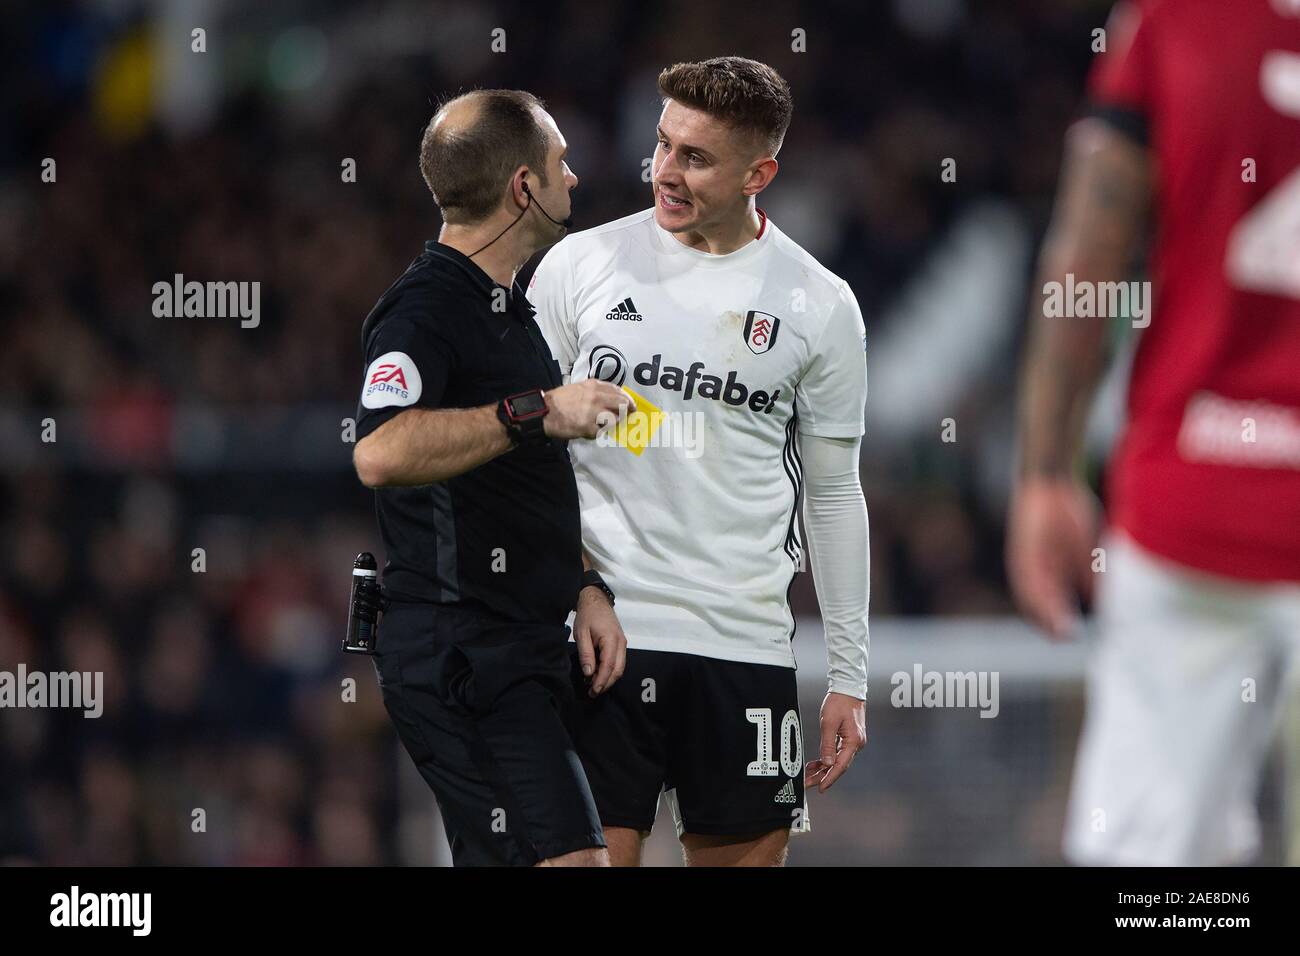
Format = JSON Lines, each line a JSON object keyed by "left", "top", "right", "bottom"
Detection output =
{"left": 1063, "top": 532, "right": 1300, "bottom": 866}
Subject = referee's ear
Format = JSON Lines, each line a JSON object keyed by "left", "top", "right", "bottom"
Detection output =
{"left": 510, "top": 168, "right": 534, "bottom": 211}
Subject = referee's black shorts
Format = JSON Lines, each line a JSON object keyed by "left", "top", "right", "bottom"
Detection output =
{"left": 373, "top": 600, "right": 605, "bottom": 866}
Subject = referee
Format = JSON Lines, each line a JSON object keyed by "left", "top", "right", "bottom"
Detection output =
{"left": 352, "top": 90, "right": 629, "bottom": 866}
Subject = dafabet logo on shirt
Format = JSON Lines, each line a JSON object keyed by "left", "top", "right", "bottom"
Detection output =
{"left": 362, "top": 351, "right": 423, "bottom": 409}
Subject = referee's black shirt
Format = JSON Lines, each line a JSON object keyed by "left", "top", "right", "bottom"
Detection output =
{"left": 355, "top": 241, "right": 581, "bottom": 626}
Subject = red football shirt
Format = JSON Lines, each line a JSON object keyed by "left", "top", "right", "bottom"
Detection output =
{"left": 1088, "top": 0, "right": 1300, "bottom": 582}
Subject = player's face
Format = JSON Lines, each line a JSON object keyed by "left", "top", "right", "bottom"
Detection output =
{"left": 652, "top": 99, "right": 765, "bottom": 235}
{"left": 531, "top": 107, "right": 578, "bottom": 235}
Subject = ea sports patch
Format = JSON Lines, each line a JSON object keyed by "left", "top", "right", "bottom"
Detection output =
{"left": 362, "top": 351, "right": 422, "bottom": 408}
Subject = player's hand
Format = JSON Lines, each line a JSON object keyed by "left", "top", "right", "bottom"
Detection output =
{"left": 1006, "top": 475, "right": 1099, "bottom": 641}
{"left": 543, "top": 379, "right": 631, "bottom": 440}
{"left": 804, "top": 692, "right": 866, "bottom": 793}
{"left": 573, "top": 586, "right": 627, "bottom": 697}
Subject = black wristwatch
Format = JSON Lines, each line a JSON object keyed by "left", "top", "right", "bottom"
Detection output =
{"left": 580, "top": 569, "right": 615, "bottom": 607}
{"left": 497, "top": 389, "right": 549, "bottom": 446}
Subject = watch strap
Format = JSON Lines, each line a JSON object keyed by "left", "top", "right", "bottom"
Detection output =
{"left": 497, "top": 390, "right": 549, "bottom": 446}
{"left": 580, "top": 569, "right": 615, "bottom": 606}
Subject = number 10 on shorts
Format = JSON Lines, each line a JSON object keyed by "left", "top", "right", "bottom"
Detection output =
{"left": 746, "top": 708, "right": 803, "bottom": 777}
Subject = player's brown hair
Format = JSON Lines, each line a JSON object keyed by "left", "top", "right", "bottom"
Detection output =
{"left": 419, "top": 89, "right": 550, "bottom": 225}
{"left": 657, "top": 57, "right": 793, "bottom": 157}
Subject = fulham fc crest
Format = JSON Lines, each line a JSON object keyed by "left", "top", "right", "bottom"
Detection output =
{"left": 743, "top": 310, "right": 781, "bottom": 355}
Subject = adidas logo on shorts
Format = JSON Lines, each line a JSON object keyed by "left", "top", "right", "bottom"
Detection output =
{"left": 605, "top": 297, "right": 644, "bottom": 321}
{"left": 774, "top": 779, "right": 797, "bottom": 804}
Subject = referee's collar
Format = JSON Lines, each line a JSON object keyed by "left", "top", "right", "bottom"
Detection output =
{"left": 424, "top": 240, "right": 533, "bottom": 313}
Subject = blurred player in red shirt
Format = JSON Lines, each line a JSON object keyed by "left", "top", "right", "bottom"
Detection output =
{"left": 1009, "top": 0, "right": 1300, "bottom": 864}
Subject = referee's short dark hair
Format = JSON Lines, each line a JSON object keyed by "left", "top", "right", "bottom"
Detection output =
{"left": 420, "top": 89, "right": 551, "bottom": 225}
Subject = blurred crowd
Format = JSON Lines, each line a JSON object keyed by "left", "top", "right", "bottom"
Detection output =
{"left": 1, "top": 0, "right": 1107, "bottom": 864}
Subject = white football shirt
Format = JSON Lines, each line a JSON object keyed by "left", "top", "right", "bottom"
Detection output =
{"left": 527, "top": 208, "right": 867, "bottom": 669}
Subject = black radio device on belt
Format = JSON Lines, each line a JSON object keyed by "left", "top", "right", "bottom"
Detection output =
{"left": 343, "top": 552, "right": 387, "bottom": 655}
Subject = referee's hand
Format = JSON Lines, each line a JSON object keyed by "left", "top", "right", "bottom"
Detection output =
{"left": 573, "top": 586, "right": 627, "bottom": 697}
{"left": 544, "top": 380, "right": 631, "bottom": 440}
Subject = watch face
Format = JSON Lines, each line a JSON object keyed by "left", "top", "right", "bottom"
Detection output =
{"left": 510, "top": 392, "right": 547, "bottom": 418}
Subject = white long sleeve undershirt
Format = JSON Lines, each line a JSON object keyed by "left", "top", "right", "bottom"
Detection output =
{"left": 799, "top": 432, "right": 870, "bottom": 700}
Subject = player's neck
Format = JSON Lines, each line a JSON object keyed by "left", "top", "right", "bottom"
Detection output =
{"left": 438, "top": 220, "right": 534, "bottom": 289}
{"left": 672, "top": 206, "right": 764, "bottom": 256}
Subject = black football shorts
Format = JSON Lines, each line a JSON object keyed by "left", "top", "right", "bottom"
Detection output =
{"left": 567, "top": 646, "right": 809, "bottom": 837}
{"left": 373, "top": 601, "right": 605, "bottom": 866}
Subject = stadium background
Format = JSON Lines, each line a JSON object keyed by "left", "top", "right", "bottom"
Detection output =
{"left": 0, "top": 0, "right": 1292, "bottom": 865}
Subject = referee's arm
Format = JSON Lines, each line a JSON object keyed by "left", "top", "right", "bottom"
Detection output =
{"left": 355, "top": 404, "right": 511, "bottom": 486}
{"left": 355, "top": 380, "right": 629, "bottom": 487}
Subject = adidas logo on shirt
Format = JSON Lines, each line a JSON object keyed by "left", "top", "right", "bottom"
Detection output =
{"left": 774, "top": 779, "right": 797, "bottom": 804}
{"left": 605, "top": 297, "right": 644, "bottom": 321}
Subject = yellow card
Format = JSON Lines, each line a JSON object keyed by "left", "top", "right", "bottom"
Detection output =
{"left": 611, "top": 386, "right": 664, "bottom": 456}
